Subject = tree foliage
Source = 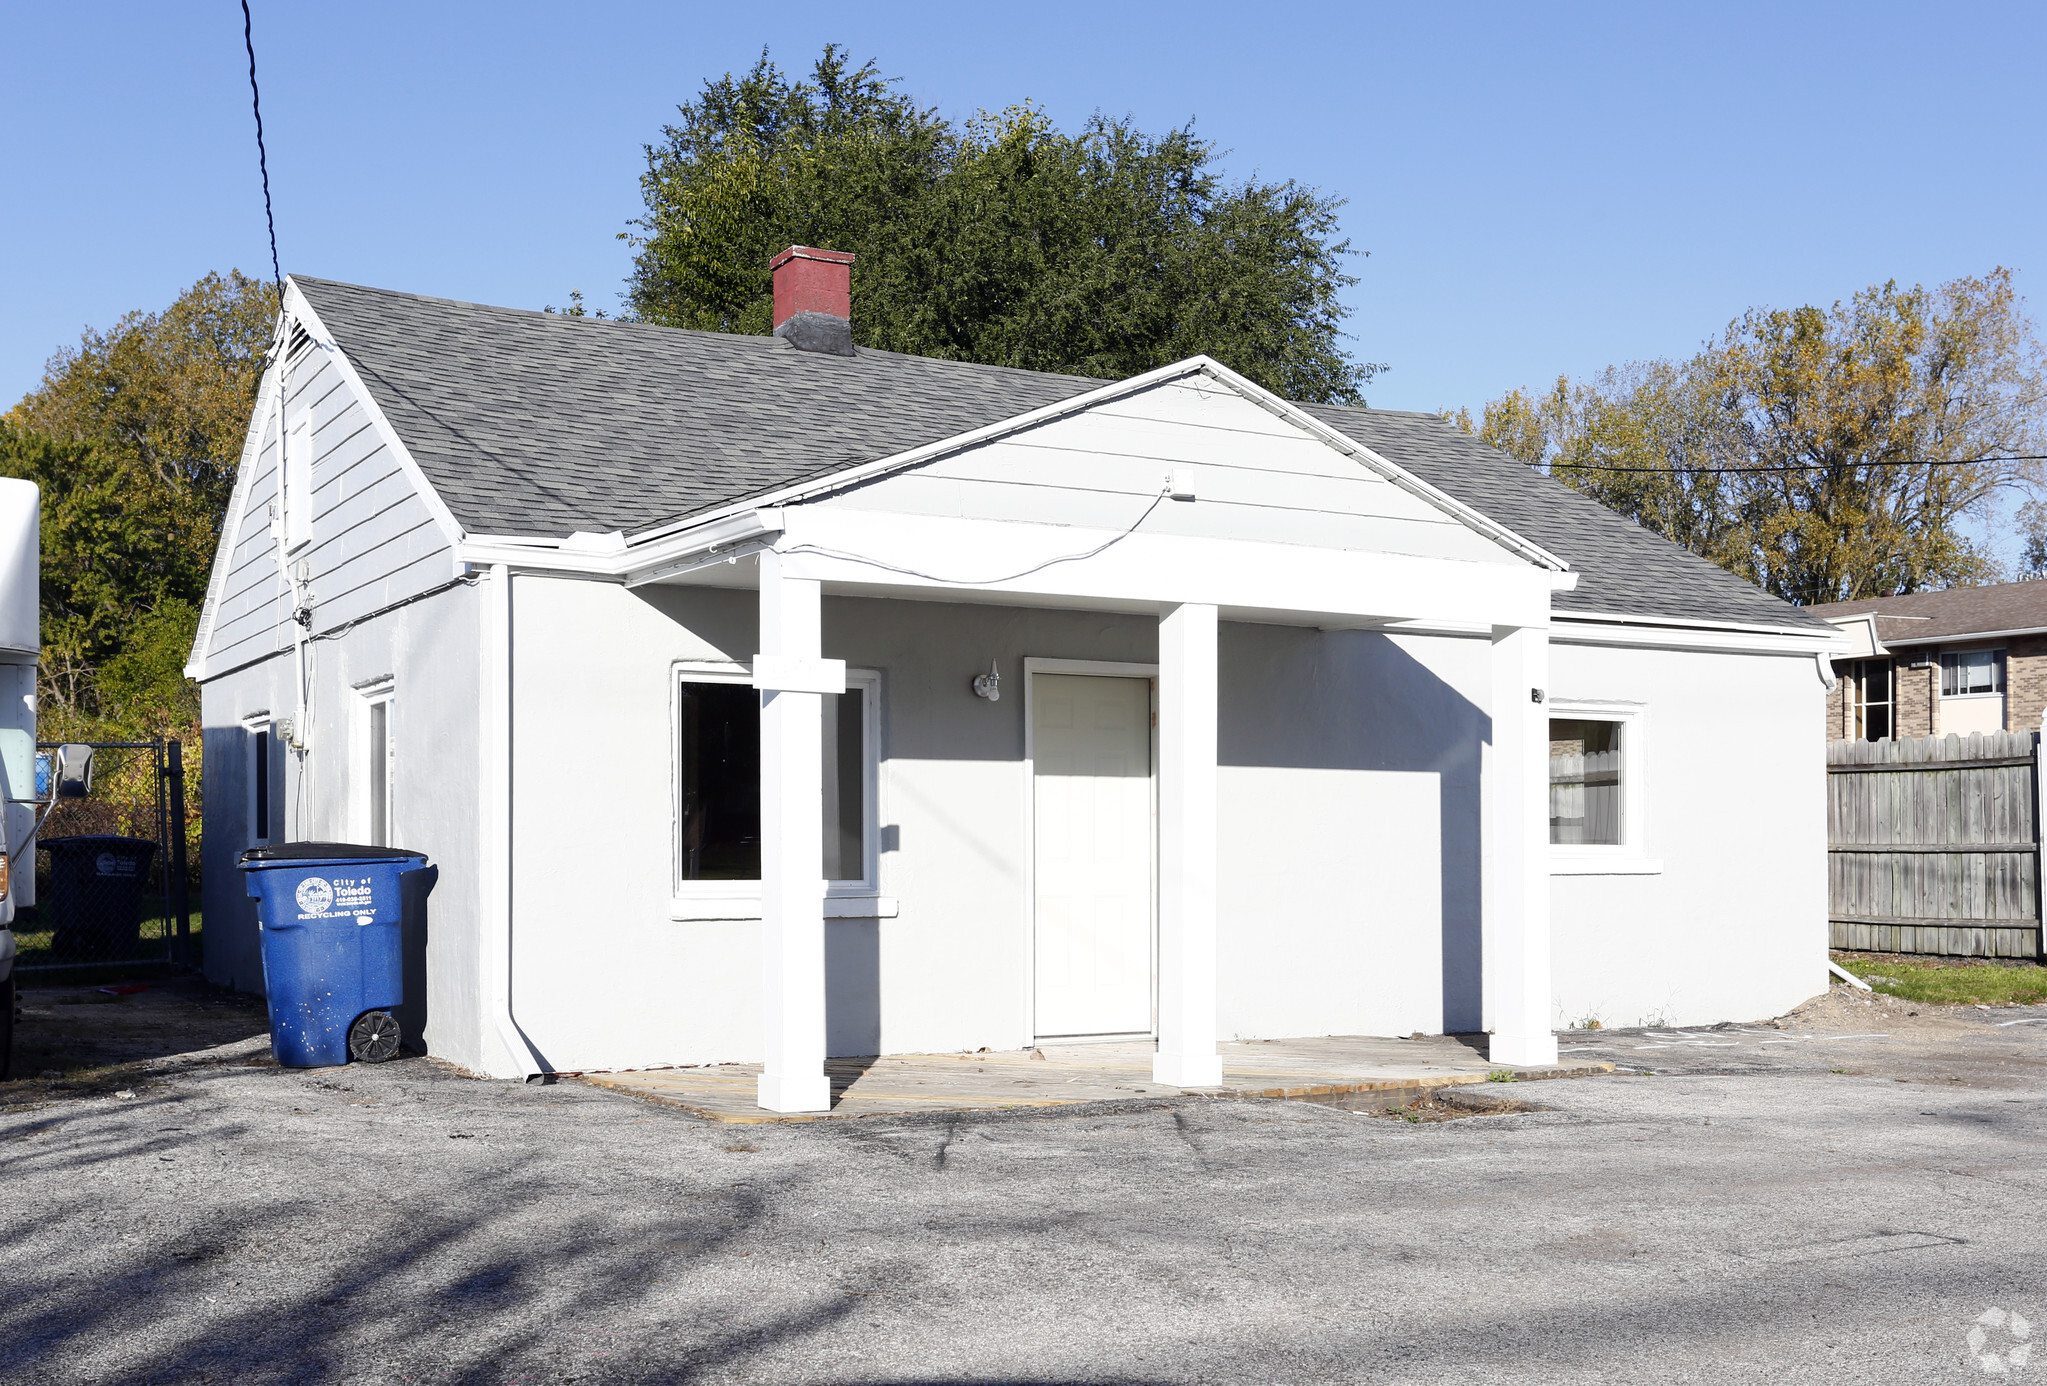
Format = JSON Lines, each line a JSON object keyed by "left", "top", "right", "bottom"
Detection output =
{"left": 628, "top": 47, "right": 1377, "bottom": 403}
{"left": 1467, "top": 270, "right": 2047, "bottom": 605}
{"left": 3, "top": 270, "right": 276, "bottom": 732}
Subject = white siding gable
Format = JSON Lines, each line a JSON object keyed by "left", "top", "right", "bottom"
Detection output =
{"left": 192, "top": 333, "right": 460, "bottom": 679}
{"left": 821, "top": 379, "right": 1526, "bottom": 567}
{"left": 201, "top": 386, "right": 286, "bottom": 675}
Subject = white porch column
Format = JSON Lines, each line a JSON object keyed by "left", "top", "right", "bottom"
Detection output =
{"left": 755, "top": 551, "right": 835, "bottom": 1113}
{"left": 1485, "top": 623, "right": 1559, "bottom": 1066}
{"left": 1155, "top": 602, "right": 1224, "bottom": 1087}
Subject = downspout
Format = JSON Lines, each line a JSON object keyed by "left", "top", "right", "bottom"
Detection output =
{"left": 482, "top": 561, "right": 542, "bottom": 1079}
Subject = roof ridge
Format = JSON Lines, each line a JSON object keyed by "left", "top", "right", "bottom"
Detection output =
{"left": 290, "top": 274, "right": 1116, "bottom": 389}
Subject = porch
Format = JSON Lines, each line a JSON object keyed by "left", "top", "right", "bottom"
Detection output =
{"left": 578, "top": 1033, "right": 1614, "bottom": 1124}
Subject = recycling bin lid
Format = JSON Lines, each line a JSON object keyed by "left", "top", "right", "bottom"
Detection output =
{"left": 238, "top": 841, "right": 425, "bottom": 866}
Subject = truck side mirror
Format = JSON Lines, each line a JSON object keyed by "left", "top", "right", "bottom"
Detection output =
{"left": 53, "top": 743, "right": 94, "bottom": 799}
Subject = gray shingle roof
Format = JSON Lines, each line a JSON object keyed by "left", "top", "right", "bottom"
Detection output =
{"left": 297, "top": 276, "right": 1098, "bottom": 538}
{"left": 296, "top": 275, "right": 1824, "bottom": 631}
{"left": 1299, "top": 405, "right": 1832, "bottom": 629}
{"left": 1810, "top": 580, "right": 2047, "bottom": 644}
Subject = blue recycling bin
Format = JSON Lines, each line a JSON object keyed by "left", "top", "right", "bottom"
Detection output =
{"left": 238, "top": 843, "right": 427, "bottom": 1067}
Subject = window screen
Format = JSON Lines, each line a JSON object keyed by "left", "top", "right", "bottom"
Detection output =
{"left": 676, "top": 680, "right": 870, "bottom": 884}
{"left": 1941, "top": 649, "right": 2005, "bottom": 696}
{"left": 368, "top": 700, "right": 390, "bottom": 846}
{"left": 1550, "top": 718, "right": 1622, "bottom": 846}
{"left": 677, "top": 682, "right": 763, "bottom": 880}
{"left": 822, "top": 687, "right": 866, "bottom": 882}
{"left": 250, "top": 726, "right": 269, "bottom": 843}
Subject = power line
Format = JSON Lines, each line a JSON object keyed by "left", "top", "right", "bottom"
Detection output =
{"left": 1534, "top": 454, "right": 2047, "bottom": 477}
{"left": 241, "top": 0, "right": 281, "bottom": 300}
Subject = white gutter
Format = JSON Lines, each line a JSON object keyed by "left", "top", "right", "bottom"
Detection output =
{"left": 456, "top": 508, "right": 785, "bottom": 582}
{"left": 1879, "top": 624, "right": 2047, "bottom": 648}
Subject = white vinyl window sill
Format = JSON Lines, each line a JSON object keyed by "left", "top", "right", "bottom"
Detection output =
{"left": 670, "top": 893, "right": 899, "bottom": 921}
{"left": 1550, "top": 853, "right": 1663, "bottom": 876}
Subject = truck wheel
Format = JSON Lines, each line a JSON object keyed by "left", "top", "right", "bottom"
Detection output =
{"left": 347, "top": 1010, "right": 401, "bottom": 1064}
{"left": 0, "top": 976, "right": 14, "bottom": 1081}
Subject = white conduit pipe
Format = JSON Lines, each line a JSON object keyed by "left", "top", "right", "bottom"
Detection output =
{"left": 1829, "top": 960, "right": 1873, "bottom": 991}
{"left": 483, "top": 561, "right": 542, "bottom": 1080}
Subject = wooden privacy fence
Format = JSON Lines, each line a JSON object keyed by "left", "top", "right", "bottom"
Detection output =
{"left": 1828, "top": 731, "right": 2043, "bottom": 958}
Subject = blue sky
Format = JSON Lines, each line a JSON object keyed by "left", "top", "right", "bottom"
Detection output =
{"left": 5, "top": 1, "right": 2043, "bottom": 428}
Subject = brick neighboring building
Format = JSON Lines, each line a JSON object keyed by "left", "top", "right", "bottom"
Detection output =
{"left": 1811, "top": 579, "right": 2047, "bottom": 742}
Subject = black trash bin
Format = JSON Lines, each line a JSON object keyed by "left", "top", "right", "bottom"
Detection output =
{"left": 43, "top": 835, "right": 157, "bottom": 959}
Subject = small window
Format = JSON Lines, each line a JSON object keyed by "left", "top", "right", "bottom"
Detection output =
{"left": 245, "top": 717, "right": 277, "bottom": 845}
{"left": 356, "top": 684, "right": 395, "bottom": 846}
{"left": 675, "top": 669, "right": 877, "bottom": 890}
{"left": 1549, "top": 718, "right": 1622, "bottom": 846}
{"left": 1941, "top": 649, "right": 2005, "bottom": 697}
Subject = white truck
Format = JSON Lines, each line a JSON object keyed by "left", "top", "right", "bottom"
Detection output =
{"left": 0, "top": 477, "right": 38, "bottom": 1079}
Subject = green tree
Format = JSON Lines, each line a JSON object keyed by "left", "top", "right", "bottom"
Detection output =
{"left": 4, "top": 270, "right": 276, "bottom": 726}
{"left": 628, "top": 47, "right": 1377, "bottom": 403}
{"left": 1467, "top": 270, "right": 2047, "bottom": 605}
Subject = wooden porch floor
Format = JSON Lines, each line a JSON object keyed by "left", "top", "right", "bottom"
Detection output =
{"left": 575, "top": 1034, "right": 1613, "bottom": 1123}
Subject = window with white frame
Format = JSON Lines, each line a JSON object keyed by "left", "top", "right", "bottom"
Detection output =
{"left": 1850, "top": 658, "right": 1895, "bottom": 741}
{"left": 1546, "top": 701, "right": 1657, "bottom": 873}
{"left": 244, "top": 716, "right": 277, "bottom": 845}
{"left": 673, "top": 664, "right": 879, "bottom": 895}
{"left": 357, "top": 682, "right": 395, "bottom": 846}
{"left": 1941, "top": 648, "right": 2005, "bottom": 697}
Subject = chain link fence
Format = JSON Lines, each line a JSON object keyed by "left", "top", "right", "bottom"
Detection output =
{"left": 12, "top": 741, "right": 192, "bottom": 975}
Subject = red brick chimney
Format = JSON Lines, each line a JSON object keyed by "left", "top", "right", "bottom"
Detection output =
{"left": 771, "top": 246, "right": 854, "bottom": 326}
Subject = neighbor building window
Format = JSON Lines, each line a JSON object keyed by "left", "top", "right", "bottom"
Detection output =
{"left": 1549, "top": 718, "right": 1623, "bottom": 846}
{"left": 1941, "top": 649, "right": 2005, "bottom": 697}
{"left": 674, "top": 667, "right": 878, "bottom": 891}
{"left": 1851, "top": 659, "right": 1894, "bottom": 741}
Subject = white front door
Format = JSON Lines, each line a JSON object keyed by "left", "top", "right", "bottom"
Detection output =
{"left": 1032, "top": 673, "right": 1154, "bottom": 1040}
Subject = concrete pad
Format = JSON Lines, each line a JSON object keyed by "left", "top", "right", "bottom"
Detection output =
{"left": 576, "top": 1033, "right": 1614, "bottom": 1121}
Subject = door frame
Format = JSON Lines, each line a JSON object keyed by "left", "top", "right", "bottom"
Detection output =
{"left": 1022, "top": 657, "right": 1160, "bottom": 1044}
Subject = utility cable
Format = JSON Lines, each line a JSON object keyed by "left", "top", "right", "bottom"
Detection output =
{"left": 782, "top": 491, "right": 1172, "bottom": 586}
{"left": 1534, "top": 453, "right": 2047, "bottom": 476}
{"left": 241, "top": 0, "right": 281, "bottom": 300}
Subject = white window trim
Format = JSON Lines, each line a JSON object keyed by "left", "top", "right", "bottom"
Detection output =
{"left": 1940, "top": 647, "right": 2007, "bottom": 698}
{"left": 668, "top": 659, "right": 895, "bottom": 921}
{"left": 353, "top": 679, "right": 395, "bottom": 846}
{"left": 1547, "top": 698, "right": 1661, "bottom": 876}
{"left": 243, "top": 713, "right": 273, "bottom": 847}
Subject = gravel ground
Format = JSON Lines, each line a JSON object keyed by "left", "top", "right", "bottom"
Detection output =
{"left": 5, "top": 982, "right": 2047, "bottom": 1384}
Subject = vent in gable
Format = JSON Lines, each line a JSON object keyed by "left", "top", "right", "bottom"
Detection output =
{"left": 286, "top": 321, "right": 315, "bottom": 361}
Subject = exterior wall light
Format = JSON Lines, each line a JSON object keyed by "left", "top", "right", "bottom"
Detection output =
{"left": 972, "top": 661, "right": 1001, "bottom": 702}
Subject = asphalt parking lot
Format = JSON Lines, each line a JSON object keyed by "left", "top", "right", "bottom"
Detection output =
{"left": 5, "top": 981, "right": 2047, "bottom": 1384}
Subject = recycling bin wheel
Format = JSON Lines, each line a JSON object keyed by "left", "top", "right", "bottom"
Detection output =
{"left": 348, "top": 1010, "right": 402, "bottom": 1063}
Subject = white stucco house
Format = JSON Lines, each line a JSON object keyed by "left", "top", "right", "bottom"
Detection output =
{"left": 188, "top": 252, "right": 1843, "bottom": 1110}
